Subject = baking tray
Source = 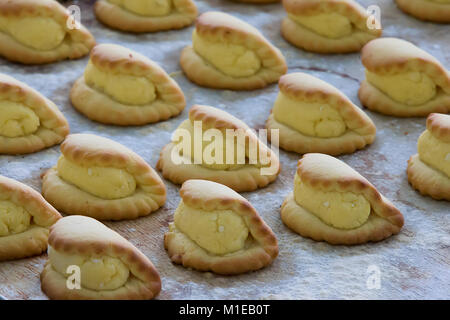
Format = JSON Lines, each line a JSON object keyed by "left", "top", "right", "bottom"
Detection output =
{"left": 0, "top": 0, "right": 449, "bottom": 300}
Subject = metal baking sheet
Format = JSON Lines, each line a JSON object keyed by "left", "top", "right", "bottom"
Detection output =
{"left": 0, "top": 0, "right": 449, "bottom": 300}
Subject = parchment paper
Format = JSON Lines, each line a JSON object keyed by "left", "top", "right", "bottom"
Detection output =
{"left": 0, "top": 0, "right": 449, "bottom": 300}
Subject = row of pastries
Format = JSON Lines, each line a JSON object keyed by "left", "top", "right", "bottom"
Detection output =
{"left": 0, "top": 0, "right": 449, "bottom": 300}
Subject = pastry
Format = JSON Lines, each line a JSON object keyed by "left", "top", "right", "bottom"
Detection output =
{"left": 359, "top": 38, "right": 450, "bottom": 117}
{"left": 94, "top": 0, "right": 198, "bottom": 33}
{"left": 70, "top": 44, "right": 185, "bottom": 126}
{"left": 281, "top": 0, "right": 382, "bottom": 53}
{"left": 0, "top": 175, "right": 61, "bottom": 261}
{"left": 164, "top": 179, "right": 278, "bottom": 274}
{"left": 180, "top": 11, "right": 287, "bottom": 90}
{"left": 281, "top": 153, "right": 404, "bottom": 245}
{"left": 233, "top": 0, "right": 279, "bottom": 2}
{"left": 41, "top": 215, "right": 161, "bottom": 300}
{"left": 0, "top": 73, "right": 70, "bottom": 155}
{"left": 157, "top": 104, "right": 280, "bottom": 192}
{"left": 266, "top": 72, "right": 376, "bottom": 155}
{"left": 42, "top": 133, "right": 166, "bottom": 220}
{"left": 395, "top": 0, "right": 450, "bottom": 23}
{"left": 0, "top": 0, "right": 95, "bottom": 64}
{"left": 407, "top": 113, "right": 450, "bottom": 200}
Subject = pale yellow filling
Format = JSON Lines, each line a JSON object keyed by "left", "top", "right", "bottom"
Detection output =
{"left": 84, "top": 61, "right": 157, "bottom": 105}
{"left": 418, "top": 130, "right": 450, "bottom": 177}
{"left": 174, "top": 201, "right": 249, "bottom": 255}
{"left": 273, "top": 92, "right": 347, "bottom": 138}
{"left": 0, "top": 200, "right": 32, "bottom": 237}
{"left": 174, "top": 119, "right": 254, "bottom": 170}
{"left": 366, "top": 70, "right": 437, "bottom": 106}
{"left": 0, "top": 16, "right": 65, "bottom": 50}
{"left": 48, "top": 246, "right": 130, "bottom": 291}
{"left": 57, "top": 156, "right": 136, "bottom": 200}
{"left": 289, "top": 13, "right": 352, "bottom": 39}
{"left": 108, "top": 0, "right": 172, "bottom": 16}
{"left": 0, "top": 101, "right": 40, "bottom": 138}
{"left": 192, "top": 31, "right": 261, "bottom": 78}
{"left": 294, "top": 174, "right": 371, "bottom": 229}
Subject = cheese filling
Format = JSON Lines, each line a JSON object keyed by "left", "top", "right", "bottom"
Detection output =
{"left": 0, "top": 101, "right": 40, "bottom": 138}
{"left": 108, "top": 0, "right": 172, "bottom": 16}
{"left": 0, "top": 16, "right": 65, "bottom": 50}
{"left": 174, "top": 201, "right": 249, "bottom": 255}
{"left": 84, "top": 61, "right": 157, "bottom": 105}
{"left": 57, "top": 156, "right": 136, "bottom": 199}
{"left": 366, "top": 70, "right": 437, "bottom": 105}
{"left": 173, "top": 119, "right": 255, "bottom": 170}
{"left": 48, "top": 246, "right": 130, "bottom": 291}
{"left": 418, "top": 130, "right": 450, "bottom": 177}
{"left": 273, "top": 92, "right": 347, "bottom": 138}
{"left": 294, "top": 174, "right": 371, "bottom": 229}
{"left": 192, "top": 31, "right": 261, "bottom": 77}
{"left": 0, "top": 200, "right": 32, "bottom": 237}
{"left": 288, "top": 13, "right": 353, "bottom": 39}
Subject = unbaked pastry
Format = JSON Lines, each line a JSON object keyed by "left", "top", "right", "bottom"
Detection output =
{"left": 70, "top": 44, "right": 185, "bottom": 126}
{"left": 407, "top": 113, "right": 450, "bottom": 200}
{"left": 94, "top": 0, "right": 198, "bottom": 33}
{"left": 41, "top": 215, "right": 161, "bottom": 300}
{"left": 157, "top": 104, "right": 280, "bottom": 192}
{"left": 0, "top": 0, "right": 95, "bottom": 64}
{"left": 164, "top": 179, "right": 278, "bottom": 274}
{"left": 42, "top": 133, "right": 166, "bottom": 220}
{"left": 180, "top": 11, "right": 287, "bottom": 90}
{"left": 281, "top": 153, "right": 404, "bottom": 245}
{"left": 281, "top": 0, "right": 382, "bottom": 53}
{"left": 359, "top": 38, "right": 450, "bottom": 117}
{"left": 266, "top": 72, "right": 376, "bottom": 155}
{"left": 0, "top": 73, "right": 70, "bottom": 155}
{"left": 0, "top": 175, "right": 61, "bottom": 261}
{"left": 395, "top": 0, "right": 450, "bottom": 23}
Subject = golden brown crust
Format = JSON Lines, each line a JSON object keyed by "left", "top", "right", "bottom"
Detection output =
{"left": 0, "top": 0, "right": 95, "bottom": 64}
{"left": 407, "top": 154, "right": 450, "bottom": 201}
{"left": 41, "top": 215, "right": 161, "bottom": 300}
{"left": 70, "top": 44, "right": 185, "bottom": 126}
{"left": 164, "top": 180, "right": 278, "bottom": 275}
{"left": 395, "top": 0, "right": 450, "bottom": 23}
{"left": 157, "top": 105, "right": 280, "bottom": 192}
{"left": 232, "top": 0, "right": 279, "bottom": 3}
{"left": 280, "top": 153, "right": 404, "bottom": 245}
{"left": 427, "top": 113, "right": 450, "bottom": 143}
{"left": 0, "top": 175, "right": 61, "bottom": 261}
{"left": 281, "top": 0, "right": 382, "bottom": 53}
{"left": 0, "top": 73, "right": 70, "bottom": 155}
{"left": 180, "top": 12, "right": 287, "bottom": 90}
{"left": 266, "top": 72, "right": 376, "bottom": 155}
{"left": 41, "top": 133, "right": 166, "bottom": 221}
{"left": 94, "top": 0, "right": 198, "bottom": 33}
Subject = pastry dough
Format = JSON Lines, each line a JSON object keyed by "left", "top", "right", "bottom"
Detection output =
{"left": 42, "top": 133, "right": 166, "bottom": 220}
{"left": 0, "top": 175, "right": 61, "bottom": 261}
{"left": 281, "top": 0, "right": 382, "bottom": 53}
{"left": 281, "top": 153, "right": 404, "bottom": 245}
{"left": 359, "top": 38, "right": 450, "bottom": 117}
{"left": 0, "top": 73, "right": 70, "bottom": 154}
{"left": 94, "top": 0, "right": 197, "bottom": 33}
{"left": 407, "top": 113, "right": 450, "bottom": 200}
{"left": 395, "top": 0, "right": 450, "bottom": 23}
{"left": 157, "top": 104, "right": 280, "bottom": 192}
{"left": 0, "top": 0, "right": 95, "bottom": 64}
{"left": 180, "top": 11, "right": 287, "bottom": 90}
{"left": 41, "top": 215, "right": 161, "bottom": 300}
{"left": 70, "top": 44, "right": 185, "bottom": 126}
{"left": 266, "top": 72, "right": 376, "bottom": 155}
{"left": 164, "top": 179, "right": 278, "bottom": 274}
